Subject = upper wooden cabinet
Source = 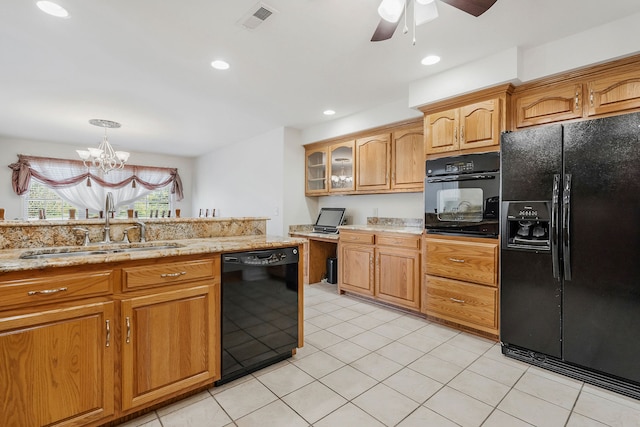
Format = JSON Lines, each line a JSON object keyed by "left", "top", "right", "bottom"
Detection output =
{"left": 329, "top": 141, "right": 355, "bottom": 193}
{"left": 392, "top": 126, "right": 425, "bottom": 189}
{"left": 587, "top": 68, "right": 640, "bottom": 117}
{"left": 356, "top": 133, "right": 391, "bottom": 191}
{"left": 305, "top": 147, "right": 328, "bottom": 195}
{"left": 514, "top": 83, "right": 583, "bottom": 128}
{"left": 421, "top": 84, "right": 513, "bottom": 157}
{"left": 304, "top": 119, "right": 424, "bottom": 196}
{"left": 513, "top": 57, "right": 640, "bottom": 128}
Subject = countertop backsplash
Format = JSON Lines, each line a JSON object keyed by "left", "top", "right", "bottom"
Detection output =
{"left": 366, "top": 217, "right": 423, "bottom": 228}
{"left": 0, "top": 217, "right": 267, "bottom": 250}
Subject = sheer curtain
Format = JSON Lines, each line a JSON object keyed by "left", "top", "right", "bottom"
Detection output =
{"left": 8, "top": 155, "right": 183, "bottom": 212}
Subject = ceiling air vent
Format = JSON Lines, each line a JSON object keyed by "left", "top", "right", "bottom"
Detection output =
{"left": 238, "top": 3, "right": 277, "bottom": 30}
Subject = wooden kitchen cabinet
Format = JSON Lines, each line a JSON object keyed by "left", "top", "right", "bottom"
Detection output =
{"left": 0, "top": 300, "right": 115, "bottom": 427}
{"left": 304, "top": 118, "right": 424, "bottom": 196}
{"left": 0, "top": 254, "right": 220, "bottom": 426}
{"left": 391, "top": 126, "right": 425, "bottom": 190}
{"left": 586, "top": 68, "right": 640, "bottom": 117}
{"left": 425, "top": 98, "right": 501, "bottom": 155}
{"left": 356, "top": 133, "right": 391, "bottom": 191}
{"left": 422, "top": 234, "right": 499, "bottom": 336}
{"left": 514, "top": 82, "right": 583, "bottom": 128}
{"left": 305, "top": 147, "right": 328, "bottom": 195}
{"left": 328, "top": 140, "right": 355, "bottom": 193}
{"left": 120, "top": 283, "right": 218, "bottom": 411}
{"left": 339, "top": 230, "right": 421, "bottom": 310}
{"left": 512, "top": 58, "right": 640, "bottom": 128}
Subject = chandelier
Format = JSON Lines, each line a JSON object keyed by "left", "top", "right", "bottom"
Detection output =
{"left": 77, "top": 119, "right": 130, "bottom": 174}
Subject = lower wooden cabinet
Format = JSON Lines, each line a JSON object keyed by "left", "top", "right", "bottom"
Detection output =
{"left": 422, "top": 235, "right": 499, "bottom": 336}
{"left": 120, "top": 284, "right": 218, "bottom": 411}
{"left": 423, "top": 275, "right": 497, "bottom": 332}
{"left": 339, "top": 230, "right": 421, "bottom": 310}
{"left": 0, "top": 300, "right": 115, "bottom": 427}
{"left": 0, "top": 254, "right": 220, "bottom": 427}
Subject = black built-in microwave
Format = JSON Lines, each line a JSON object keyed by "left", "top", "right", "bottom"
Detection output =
{"left": 424, "top": 152, "right": 500, "bottom": 238}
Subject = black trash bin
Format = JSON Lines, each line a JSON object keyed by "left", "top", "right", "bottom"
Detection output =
{"left": 326, "top": 257, "right": 338, "bottom": 284}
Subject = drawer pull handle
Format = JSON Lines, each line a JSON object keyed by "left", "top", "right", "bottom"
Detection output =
{"left": 126, "top": 317, "right": 131, "bottom": 344}
{"left": 27, "top": 287, "right": 68, "bottom": 296}
{"left": 160, "top": 271, "right": 187, "bottom": 278}
{"left": 448, "top": 258, "right": 466, "bottom": 263}
{"left": 106, "top": 320, "right": 111, "bottom": 348}
{"left": 450, "top": 297, "right": 466, "bottom": 303}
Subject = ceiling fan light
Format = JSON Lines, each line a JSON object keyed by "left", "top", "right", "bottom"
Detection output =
{"left": 415, "top": 0, "right": 438, "bottom": 26}
{"left": 377, "top": 0, "right": 404, "bottom": 23}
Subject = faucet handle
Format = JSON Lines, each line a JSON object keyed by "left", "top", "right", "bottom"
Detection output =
{"left": 72, "top": 227, "right": 90, "bottom": 246}
{"left": 121, "top": 226, "right": 137, "bottom": 244}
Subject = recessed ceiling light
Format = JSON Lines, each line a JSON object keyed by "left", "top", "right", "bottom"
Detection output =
{"left": 36, "top": 1, "right": 70, "bottom": 18}
{"left": 421, "top": 55, "right": 441, "bottom": 65}
{"left": 211, "top": 60, "right": 230, "bottom": 70}
{"left": 323, "top": 110, "right": 336, "bottom": 116}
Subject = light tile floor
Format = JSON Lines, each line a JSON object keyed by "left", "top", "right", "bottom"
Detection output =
{"left": 118, "top": 282, "right": 640, "bottom": 427}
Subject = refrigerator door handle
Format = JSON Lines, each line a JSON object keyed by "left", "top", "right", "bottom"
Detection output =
{"left": 562, "top": 174, "right": 572, "bottom": 281}
{"left": 552, "top": 174, "right": 561, "bottom": 280}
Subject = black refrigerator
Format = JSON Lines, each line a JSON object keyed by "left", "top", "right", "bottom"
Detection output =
{"left": 500, "top": 111, "right": 640, "bottom": 399}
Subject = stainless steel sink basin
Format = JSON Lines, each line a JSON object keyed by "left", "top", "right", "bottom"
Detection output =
{"left": 19, "top": 244, "right": 183, "bottom": 260}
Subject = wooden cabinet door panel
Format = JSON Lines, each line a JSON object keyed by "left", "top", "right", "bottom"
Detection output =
{"left": 425, "top": 109, "right": 458, "bottom": 154}
{"left": 0, "top": 301, "right": 114, "bottom": 427}
{"left": 339, "top": 244, "right": 374, "bottom": 296}
{"left": 515, "top": 83, "right": 583, "bottom": 128}
{"left": 423, "top": 275, "right": 497, "bottom": 331}
{"left": 328, "top": 140, "right": 355, "bottom": 193}
{"left": 587, "top": 70, "right": 640, "bottom": 117}
{"left": 121, "top": 284, "right": 217, "bottom": 410}
{"left": 392, "top": 127, "right": 424, "bottom": 190}
{"left": 305, "top": 148, "right": 328, "bottom": 195}
{"left": 425, "top": 237, "right": 498, "bottom": 286}
{"left": 356, "top": 134, "right": 391, "bottom": 191}
{"left": 459, "top": 99, "right": 500, "bottom": 150}
{"left": 375, "top": 247, "right": 420, "bottom": 309}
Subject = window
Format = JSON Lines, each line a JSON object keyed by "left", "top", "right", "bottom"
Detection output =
{"left": 24, "top": 180, "right": 172, "bottom": 220}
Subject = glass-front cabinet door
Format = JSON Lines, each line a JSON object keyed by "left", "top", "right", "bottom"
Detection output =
{"left": 329, "top": 141, "right": 355, "bottom": 193}
{"left": 305, "top": 148, "right": 328, "bottom": 195}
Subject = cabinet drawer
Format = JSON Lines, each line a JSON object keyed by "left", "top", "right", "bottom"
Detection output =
{"left": 423, "top": 275, "right": 497, "bottom": 330}
{"left": 339, "top": 231, "right": 375, "bottom": 245}
{"left": 0, "top": 269, "right": 114, "bottom": 308}
{"left": 376, "top": 233, "right": 421, "bottom": 250}
{"left": 425, "top": 237, "right": 498, "bottom": 286}
{"left": 122, "top": 258, "right": 217, "bottom": 291}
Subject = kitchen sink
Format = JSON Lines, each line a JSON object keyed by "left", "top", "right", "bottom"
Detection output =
{"left": 19, "top": 243, "right": 183, "bottom": 260}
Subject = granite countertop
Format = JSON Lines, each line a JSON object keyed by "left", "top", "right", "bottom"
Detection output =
{"left": 289, "top": 230, "right": 340, "bottom": 240}
{"left": 0, "top": 235, "right": 306, "bottom": 273}
{"left": 339, "top": 224, "right": 424, "bottom": 235}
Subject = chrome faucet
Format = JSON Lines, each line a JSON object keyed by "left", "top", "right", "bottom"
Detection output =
{"left": 102, "top": 192, "right": 115, "bottom": 243}
{"left": 136, "top": 221, "right": 146, "bottom": 242}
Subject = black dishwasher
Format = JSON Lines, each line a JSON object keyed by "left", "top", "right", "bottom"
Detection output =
{"left": 215, "top": 247, "right": 299, "bottom": 385}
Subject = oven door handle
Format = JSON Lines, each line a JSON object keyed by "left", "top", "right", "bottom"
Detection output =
{"left": 427, "top": 175, "right": 496, "bottom": 183}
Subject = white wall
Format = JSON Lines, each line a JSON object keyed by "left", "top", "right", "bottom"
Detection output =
{"left": 317, "top": 192, "right": 424, "bottom": 225}
{"left": 193, "top": 128, "right": 287, "bottom": 236}
{"left": 0, "top": 135, "right": 194, "bottom": 220}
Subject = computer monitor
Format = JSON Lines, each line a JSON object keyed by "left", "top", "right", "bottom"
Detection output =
{"left": 313, "top": 208, "right": 346, "bottom": 234}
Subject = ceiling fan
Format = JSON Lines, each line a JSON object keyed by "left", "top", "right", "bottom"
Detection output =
{"left": 371, "top": 0, "right": 497, "bottom": 42}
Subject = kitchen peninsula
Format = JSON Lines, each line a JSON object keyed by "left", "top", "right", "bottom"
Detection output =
{"left": 0, "top": 217, "right": 305, "bottom": 427}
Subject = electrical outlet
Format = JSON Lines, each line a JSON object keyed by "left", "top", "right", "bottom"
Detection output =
{"left": 373, "top": 207, "right": 378, "bottom": 217}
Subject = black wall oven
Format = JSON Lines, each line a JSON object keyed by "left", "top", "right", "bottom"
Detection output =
{"left": 424, "top": 152, "right": 500, "bottom": 237}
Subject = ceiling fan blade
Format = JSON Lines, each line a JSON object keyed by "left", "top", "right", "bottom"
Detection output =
{"left": 371, "top": 18, "right": 400, "bottom": 42}
{"left": 439, "top": 0, "right": 497, "bottom": 17}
